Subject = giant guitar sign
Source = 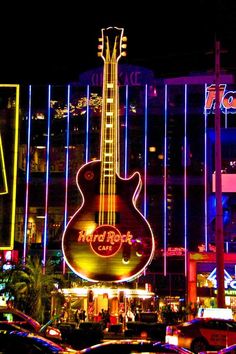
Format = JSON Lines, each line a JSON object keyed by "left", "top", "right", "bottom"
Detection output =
{"left": 62, "top": 27, "right": 155, "bottom": 282}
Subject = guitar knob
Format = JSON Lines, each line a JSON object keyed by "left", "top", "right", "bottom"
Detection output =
{"left": 135, "top": 239, "right": 143, "bottom": 257}
{"left": 122, "top": 243, "right": 131, "bottom": 264}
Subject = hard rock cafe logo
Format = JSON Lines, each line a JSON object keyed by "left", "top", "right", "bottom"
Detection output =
{"left": 205, "top": 84, "right": 236, "bottom": 114}
{"left": 77, "top": 225, "right": 133, "bottom": 257}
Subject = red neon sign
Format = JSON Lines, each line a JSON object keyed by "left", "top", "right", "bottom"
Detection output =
{"left": 78, "top": 226, "right": 133, "bottom": 257}
{"left": 205, "top": 84, "right": 236, "bottom": 114}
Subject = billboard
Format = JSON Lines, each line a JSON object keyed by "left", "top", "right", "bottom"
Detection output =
{"left": 0, "top": 85, "right": 20, "bottom": 250}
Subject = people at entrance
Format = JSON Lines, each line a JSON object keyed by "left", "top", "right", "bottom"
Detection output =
{"left": 100, "top": 309, "right": 110, "bottom": 329}
{"left": 79, "top": 309, "right": 86, "bottom": 322}
{"left": 75, "top": 308, "right": 81, "bottom": 327}
{"left": 126, "top": 308, "right": 135, "bottom": 322}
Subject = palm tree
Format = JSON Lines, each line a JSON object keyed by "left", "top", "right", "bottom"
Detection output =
{"left": 6, "top": 255, "right": 65, "bottom": 323}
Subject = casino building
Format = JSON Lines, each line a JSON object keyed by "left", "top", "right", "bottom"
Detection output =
{"left": 1, "top": 62, "right": 236, "bottom": 317}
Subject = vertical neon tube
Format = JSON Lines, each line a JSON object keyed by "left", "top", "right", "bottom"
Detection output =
{"left": 42, "top": 85, "right": 51, "bottom": 273}
{"left": 143, "top": 84, "right": 148, "bottom": 218}
{"left": 63, "top": 85, "right": 71, "bottom": 274}
{"left": 184, "top": 85, "right": 188, "bottom": 276}
{"left": 124, "top": 85, "right": 129, "bottom": 178}
{"left": 164, "top": 85, "right": 168, "bottom": 276}
{"left": 204, "top": 84, "right": 208, "bottom": 249}
{"left": 23, "top": 85, "right": 32, "bottom": 264}
{"left": 85, "top": 85, "right": 90, "bottom": 163}
{"left": 10, "top": 85, "right": 20, "bottom": 250}
{"left": 0, "top": 84, "right": 20, "bottom": 250}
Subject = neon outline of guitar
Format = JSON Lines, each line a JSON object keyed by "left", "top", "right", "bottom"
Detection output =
{"left": 62, "top": 27, "right": 155, "bottom": 282}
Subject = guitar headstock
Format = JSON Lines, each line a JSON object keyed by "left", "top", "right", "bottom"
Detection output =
{"left": 98, "top": 26, "right": 127, "bottom": 63}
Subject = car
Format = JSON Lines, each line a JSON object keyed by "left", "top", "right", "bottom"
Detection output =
{"left": 0, "top": 329, "right": 77, "bottom": 354}
{"left": 165, "top": 317, "right": 236, "bottom": 353}
{"left": 78, "top": 339, "right": 194, "bottom": 354}
{"left": 0, "top": 306, "right": 61, "bottom": 342}
{"left": 60, "top": 321, "right": 104, "bottom": 349}
{"left": 124, "top": 321, "right": 166, "bottom": 341}
{"left": 217, "top": 343, "right": 236, "bottom": 353}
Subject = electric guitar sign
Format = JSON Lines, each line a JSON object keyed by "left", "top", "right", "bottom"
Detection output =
{"left": 62, "top": 27, "right": 155, "bottom": 282}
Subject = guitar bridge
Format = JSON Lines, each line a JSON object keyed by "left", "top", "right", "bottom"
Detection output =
{"left": 95, "top": 211, "right": 120, "bottom": 224}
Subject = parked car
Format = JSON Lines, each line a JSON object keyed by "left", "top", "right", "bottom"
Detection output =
{"left": 0, "top": 329, "right": 77, "bottom": 354}
{"left": 165, "top": 317, "right": 236, "bottom": 353}
{"left": 79, "top": 339, "right": 194, "bottom": 354}
{"left": 218, "top": 343, "right": 236, "bottom": 353}
{"left": 0, "top": 306, "right": 61, "bottom": 342}
{"left": 63, "top": 321, "right": 104, "bottom": 349}
{"left": 125, "top": 321, "right": 166, "bottom": 341}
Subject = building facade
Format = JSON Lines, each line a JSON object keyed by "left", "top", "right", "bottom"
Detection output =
{"left": 1, "top": 65, "right": 236, "bottom": 307}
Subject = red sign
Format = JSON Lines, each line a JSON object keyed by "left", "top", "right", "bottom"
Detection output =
{"left": 205, "top": 84, "right": 236, "bottom": 114}
{"left": 78, "top": 225, "right": 133, "bottom": 257}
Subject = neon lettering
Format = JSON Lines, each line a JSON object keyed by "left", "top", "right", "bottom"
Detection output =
{"left": 205, "top": 84, "right": 236, "bottom": 114}
{"left": 98, "top": 245, "right": 112, "bottom": 251}
{"left": 77, "top": 230, "right": 133, "bottom": 245}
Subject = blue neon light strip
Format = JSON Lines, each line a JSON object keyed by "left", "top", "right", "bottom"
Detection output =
{"left": 42, "top": 85, "right": 51, "bottom": 271}
{"left": 204, "top": 84, "right": 208, "bottom": 249}
{"left": 23, "top": 85, "right": 32, "bottom": 264}
{"left": 64, "top": 85, "right": 71, "bottom": 231}
{"left": 124, "top": 85, "right": 129, "bottom": 178}
{"left": 164, "top": 85, "right": 168, "bottom": 276}
{"left": 85, "top": 85, "right": 90, "bottom": 163}
{"left": 184, "top": 85, "right": 188, "bottom": 276}
{"left": 63, "top": 85, "right": 71, "bottom": 273}
{"left": 143, "top": 84, "right": 148, "bottom": 218}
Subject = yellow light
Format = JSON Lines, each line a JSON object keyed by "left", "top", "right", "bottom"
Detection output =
{"left": 0, "top": 85, "right": 20, "bottom": 250}
{"left": 0, "top": 133, "right": 8, "bottom": 195}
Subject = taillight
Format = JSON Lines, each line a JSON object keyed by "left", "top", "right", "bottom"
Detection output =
{"left": 47, "top": 328, "right": 61, "bottom": 338}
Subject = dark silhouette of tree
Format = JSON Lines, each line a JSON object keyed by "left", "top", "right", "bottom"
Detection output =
{"left": 5, "top": 255, "right": 65, "bottom": 323}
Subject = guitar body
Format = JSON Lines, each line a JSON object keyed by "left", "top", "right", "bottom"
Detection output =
{"left": 62, "top": 160, "right": 155, "bottom": 282}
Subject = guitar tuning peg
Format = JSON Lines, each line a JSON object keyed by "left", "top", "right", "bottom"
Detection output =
{"left": 122, "top": 36, "right": 127, "bottom": 42}
{"left": 98, "top": 44, "right": 103, "bottom": 49}
{"left": 98, "top": 37, "right": 102, "bottom": 42}
{"left": 121, "top": 43, "right": 127, "bottom": 49}
{"left": 121, "top": 51, "right": 127, "bottom": 57}
{"left": 97, "top": 52, "right": 102, "bottom": 57}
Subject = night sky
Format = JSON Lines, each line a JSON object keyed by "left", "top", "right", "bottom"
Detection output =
{"left": 0, "top": 0, "right": 236, "bottom": 84}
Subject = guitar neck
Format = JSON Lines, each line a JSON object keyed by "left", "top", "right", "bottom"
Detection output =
{"left": 100, "top": 61, "right": 120, "bottom": 186}
{"left": 98, "top": 27, "right": 125, "bottom": 224}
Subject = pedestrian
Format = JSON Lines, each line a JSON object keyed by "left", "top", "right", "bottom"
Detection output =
{"left": 75, "top": 308, "right": 81, "bottom": 327}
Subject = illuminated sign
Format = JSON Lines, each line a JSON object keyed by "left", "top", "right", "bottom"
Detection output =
{"left": 205, "top": 84, "right": 236, "bottom": 114}
{"left": 212, "top": 173, "right": 236, "bottom": 193}
{"left": 0, "top": 85, "right": 20, "bottom": 250}
{"left": 78, "top": 226, "right": 133, "bottom": 257}
{"left": 62, "top": 27, "right": 155, "bottom": 283}
{"left": 162, "top": 247, "right": 185, "bottom": 256}
{"left": 207, "top": 267, "right": 236, "bottom": 289}
{"left": 78, "top": 64, "right": 156, "bottom": 87}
